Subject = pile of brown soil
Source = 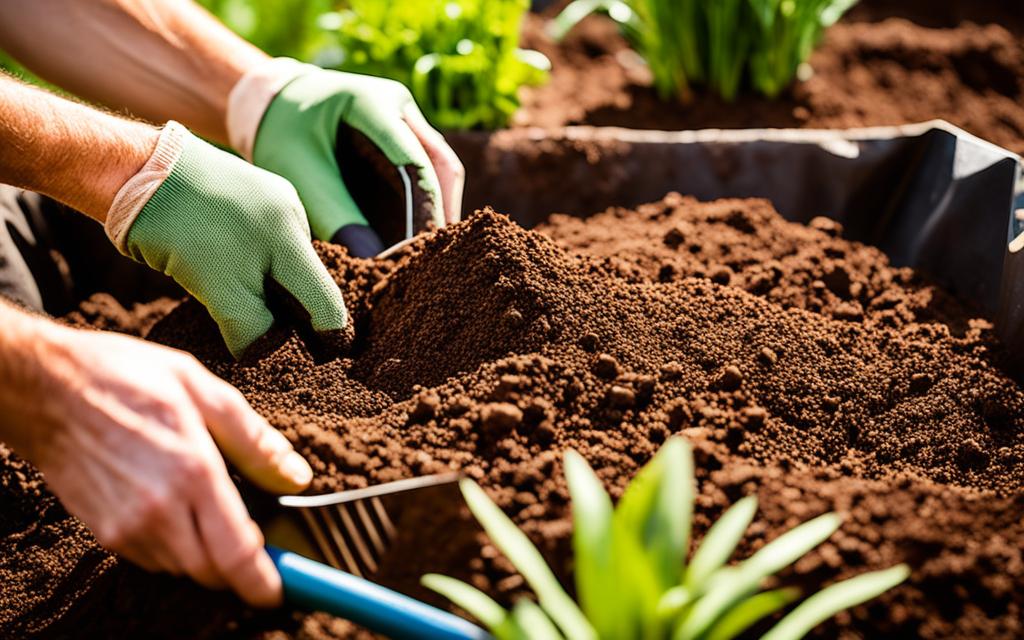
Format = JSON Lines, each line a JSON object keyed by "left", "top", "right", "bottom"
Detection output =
{"left": 4, "top": 195, "right": 1023, "bottom": 638}
{"left": 516, "top": 3, "right": 1024, "bottom": 155}
{"left": 538, "top": 195, "right": 998, "bottom": 352}
{"left": 62, "top": 293, "right": 180, "bottom": 336}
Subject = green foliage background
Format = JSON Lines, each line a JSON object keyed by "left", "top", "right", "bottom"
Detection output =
{"left": 552, "top": 0, "right": 857, "bottom": 102}
{"left": 196, "top": 0, "right": 547, "bottom": 130}
{"left": 0, "top": 1, "right": 544, "bottom": 131}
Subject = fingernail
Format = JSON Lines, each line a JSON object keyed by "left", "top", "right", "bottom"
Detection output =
{"left": 281, "top": 451, "right": 313, "bottom": 487}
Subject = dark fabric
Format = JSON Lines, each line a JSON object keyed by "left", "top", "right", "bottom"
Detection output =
{"left": 330, "top": 223, "right": 384, "bottom": 258}
{"left": 0, "top": 185, "right": 179, "bottom": 316}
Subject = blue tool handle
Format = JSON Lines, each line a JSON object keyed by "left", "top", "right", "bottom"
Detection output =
{"left": 267, "top": 546, "right": 492, "bottom": 640}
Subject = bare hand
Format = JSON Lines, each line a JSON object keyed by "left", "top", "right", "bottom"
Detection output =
{"left": 11, "top": 323, "right": 311, "bottom": 607}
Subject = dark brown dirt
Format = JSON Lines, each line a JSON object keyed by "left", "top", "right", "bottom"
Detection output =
{"left": 4, "top": 195, "right": 1024, "bottom": 638}
{"left": 538, "top": 194, "right": 999, "bottom": 350}
{"left": 516, "top": 4, "right": 1024, "bottom": 155}
{"left": 62, "top": 293, "right": 181, "bottom": 337}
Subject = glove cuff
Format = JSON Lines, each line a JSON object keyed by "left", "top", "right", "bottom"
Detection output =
{"left": 226, "top": 57, "right": 318, "bottom": 161}
{"left": 104, "top": 121, "right": 187, "bottom": 253}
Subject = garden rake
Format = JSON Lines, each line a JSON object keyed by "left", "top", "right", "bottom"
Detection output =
{"left": 257, "top": 472, "right": 487, "bottom": 640}
{"left": 264, "top": 472, "right": 460, "bottom": 577}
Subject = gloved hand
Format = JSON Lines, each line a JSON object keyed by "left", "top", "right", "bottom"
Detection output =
{"left": 226, "top": 59, "right": 464, "bottom": 257}
{"left": 105, "top": 121, "right": 348, "bottom": 358}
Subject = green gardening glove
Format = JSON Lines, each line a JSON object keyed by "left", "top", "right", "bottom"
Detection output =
{"left": 106, "top": 122, "right": 348, "bottom": 358}
{"left": 227, "top": 60, "right": 448, "bottom": 257}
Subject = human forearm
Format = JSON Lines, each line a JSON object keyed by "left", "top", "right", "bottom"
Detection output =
{"left": 0, "top": 296, "right": 314, "bottom": 606}
{"left": 0, "top": 0, "right": 268, "bottom": 144}
{"left": 0, "top": 300, "right": 60, "bottom": 461}
{"left": 0, "top": 74, "right": 158, "bottom": 221}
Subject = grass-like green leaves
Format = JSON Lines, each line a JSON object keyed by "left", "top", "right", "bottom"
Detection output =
{"left": 760, "top": 564, "right": 910, "bottom": 640}
{"left": 552, "top": 0, "right": 858, "bottom": 101}
{"left": 424, "top": 437, "right": 909, "bottom": 640}
{"left": 317, "top": 0, "right": 549, "bottom": 130}
{"left": 458, "top": 479, "right": 596, "bottom": 639}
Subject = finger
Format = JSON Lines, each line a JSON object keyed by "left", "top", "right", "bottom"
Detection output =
{"left": 284, "top": 152, "right": 369, "bottom": 242}
{"left": 403, "top": 104, "right": 464, "bottom": 225}
{"left": 161, "top": 503, "right": 227, "bottom": 590}
{"left": 365, "top": 109, "right": 445, "bottom": 228}
{"left": 271, "top": 241, "right": 349, "bottom": 335}
{"left": 182, "top": 370, "right": 313, "bottom": 494}
{"left": 195, "top": 466, "right": 283, "bottom": 608}
{"left": 117, "top": 542, "right": 164, "bottom": 573}
{"left": 198, "top": 285, "right": 275, "bottom": 359}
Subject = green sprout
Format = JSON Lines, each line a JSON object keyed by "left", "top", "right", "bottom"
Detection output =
{"left": 423, "top": 437, "right": 908, "bottom": 639}
{"left": 316, "top": 0, "right": 550, "bottom": 130}
{"left": 550, "top": 0, "right": 858, "bottom": 102}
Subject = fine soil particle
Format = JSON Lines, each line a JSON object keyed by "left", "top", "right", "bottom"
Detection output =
{"left": 4, "top": 196, "right": 1024, "bottom": 638}
{"left": 516, "top": 6, "right": 1024, "bottom": 155}
{"left": 62, "top": 293, "right": 181, "bottom": 337}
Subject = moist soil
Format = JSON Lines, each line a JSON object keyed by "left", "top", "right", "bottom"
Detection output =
{"left": 3, "top": 194, "right": 1024, "bottom": 639}
{"left": 516, "top": 0, "right": 1024, "bottom": 155}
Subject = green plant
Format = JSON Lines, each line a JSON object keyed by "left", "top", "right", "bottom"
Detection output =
{"left": 196, "top": 0, "right": 335, "bottom": 59}
{"left": 316, "top": 0, "right": 549, "bottom": 130}
{"left": 423, "top": 437, "right": 908, "bottom": 639}
{"left": 550, "top": 0, "right": 857, "bottom": 102}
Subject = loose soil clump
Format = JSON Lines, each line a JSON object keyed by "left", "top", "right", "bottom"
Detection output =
{"left": 3, "top": 196, "right": 1024, "bottom": 638}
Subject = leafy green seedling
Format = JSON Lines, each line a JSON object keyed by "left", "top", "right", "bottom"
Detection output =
{"left": 317, "top": 0, "right": 549, "bottom": 130}
{"left": 197, "top": 0, "right": 547, "bottom": 130}
{"left": 551, "top": 0, "right": 858, "bottom": 101}
{"left": 424, "top": 437, "right": 908, "bottom": 639}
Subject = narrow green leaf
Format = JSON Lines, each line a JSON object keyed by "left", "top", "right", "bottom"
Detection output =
{"left": 820, "top": 0, "right": 859, "bottom": 27}
{"left": 614, "top": 437, "right": 694, "bottom": 590}
{"left": 704, "top": 587, "right": 800, "bottom": 640}
{"left": 511, "top": 600, "right": 565, "bottom": 640}
{"left": 421, "top": 574, "right": 508, "bottom": 630}
{"left": 649, "top": 437, "right": 695, "bottom": 589}
{"left": 739, "top": 513, "right": 842, "bottom": 580}
{"left": 676, "top": 513, "right": 841, "bottom": 638}
{"left": 564, "top": 450, "right": 618, "bottom": 637}
{"left": 684, "top": 496, "right": 758, "bottom": 592}
{"left": 459, "top": 479, "right": 597, "bottom": 640}
{"left": 548, "top": 0, "right": 638, "bottom": 41}
{"left": 761, "top": 564, "right": 910, "bottom": 640}
{"left": 655, "top": 585, "right": 691, "bottom": 622}
{"left": 611, "top": 437, "right": 690, "bottom": 637}
{"left": 612, "top": 517, "right": 665, "bottom": 637}
{"left": 613, "top": 446, "right": 666, "bottom": 540}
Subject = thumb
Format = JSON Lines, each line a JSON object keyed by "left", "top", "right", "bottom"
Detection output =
{"left": 272, "top": 241, "right": 349, "bottom": 335}
{"left": 182, "top": 368, "right": 313, "bottom": 494}
{"left": 199, "top": 286, "right": 275, "bottom": 360}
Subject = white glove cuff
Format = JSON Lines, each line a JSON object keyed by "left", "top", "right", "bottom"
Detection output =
{"left": 104, "top": 121, "right": 187, "bottom": 253}
{"left": 226, "top": 57, "right": 318, "bottom": 161}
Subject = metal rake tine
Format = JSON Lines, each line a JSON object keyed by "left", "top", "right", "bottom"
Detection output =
{"left": 354, "top": 498, "right": 387, "bottom": 557}
{"left": 371, "top": 495, "right": 398, "bottom": 541}
{"left": 320, "top": 506, "right": 363, "bottom": 577}
{"left": 299, "top": 508, "right": 342, "bottom": 571}
{"left": 274, "top": 473, "right": 460, "bottom": 576}
{"left": 337, "top": 503, "right": 378, "bottom": 574}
